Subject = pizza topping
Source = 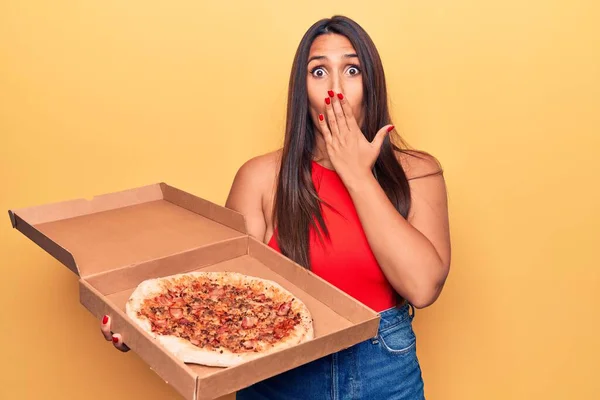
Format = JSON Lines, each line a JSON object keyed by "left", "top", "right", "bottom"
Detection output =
{"left": 241, "top": 316, "right": 258, "bottom": 329}
{"left": 154, "top": 312, "right": 167, "bottom": 320}
{"left": 157, "top": 296, "right": 172, "bottom": 307}
{"left": 217, "top": 325, "right": 229, "bottom": 334}
{"left": 172, "top": 298, "right": 186, "bottom": 308}
{"left": 277, "top": 301, "right": 292, "bottom": 316}
{"left": 209, "top": 287, "right": 225, "bottom": 301}
{"left": 138, "top": 277, "right": 303, "bottom": 354}
{"left": 169, "top": 308, "right": 183, "bottom": 319}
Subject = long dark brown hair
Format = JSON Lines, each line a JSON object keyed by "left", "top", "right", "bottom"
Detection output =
{"left": 273, "top": 15, "right": 416, "bottom": 269}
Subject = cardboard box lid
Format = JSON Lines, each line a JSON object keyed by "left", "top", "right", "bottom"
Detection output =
{"left": 8, "top": 183, "right": 248, "bottom": 278}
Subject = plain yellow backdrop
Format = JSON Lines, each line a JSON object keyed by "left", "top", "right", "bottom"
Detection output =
{"left": 1, "top": 1, "right": 599, "bottom": 399}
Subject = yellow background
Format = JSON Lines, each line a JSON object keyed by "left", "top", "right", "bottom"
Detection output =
{"left": 1, "top": 1, "right": 598, "bottom": 399}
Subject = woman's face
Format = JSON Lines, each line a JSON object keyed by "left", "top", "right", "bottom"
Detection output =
{"left": 306, "top": 33, "right": 364, "bottom": 136}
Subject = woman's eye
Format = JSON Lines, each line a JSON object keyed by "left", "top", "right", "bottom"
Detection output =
{"left": 312, "top": 68, "right": 326, "bottom": 77}
{"left": 348, "top": 66, "right": 360, "bottom": 75}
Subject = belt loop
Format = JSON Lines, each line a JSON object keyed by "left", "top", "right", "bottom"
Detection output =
{"left": 408, "top": 303, "right": 415, "bottom": 319}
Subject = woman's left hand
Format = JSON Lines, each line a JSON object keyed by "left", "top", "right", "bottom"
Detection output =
{"left": 318, "top": 92, "right": 394, "bottom": 187}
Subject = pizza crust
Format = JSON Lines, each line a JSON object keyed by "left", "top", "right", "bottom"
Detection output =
{"left": 125, "top": 271, "right": 314, "bottom": 367}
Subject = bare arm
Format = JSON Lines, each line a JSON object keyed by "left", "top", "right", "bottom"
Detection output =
{"left": 345, "top": 158, "right": 451, "bottom": 308}
{"left": 224, "top": 157, "right": 271, "bottom": 242}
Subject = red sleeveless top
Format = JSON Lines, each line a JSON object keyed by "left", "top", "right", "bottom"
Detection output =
{"left": 267, "top": 160, "right": 398, "bottom": 312}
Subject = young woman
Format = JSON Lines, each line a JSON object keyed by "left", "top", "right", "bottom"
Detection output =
{"left": 102, "top": 15, "right": 450, "bottom": 399}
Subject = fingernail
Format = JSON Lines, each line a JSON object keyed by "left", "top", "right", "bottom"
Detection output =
{"left": 337, "top": 93, "right": 344, "bottom": 100}
{"left": 387, "top": 125, "right": 395, "bottom": 132}
{"left": 319, "top": 114, "right": 324, "bottom": 121}
{"left": 112, "top": 336, "right": 119, "bottom": 343}
{"left": 102, "top": 315, "right": 108, "bottom": 324}
{"left": 328, "top": 90, "right": 334, "bottom": 97}
{"left": 325, "top": 97, "right": 331, "bottom": 105}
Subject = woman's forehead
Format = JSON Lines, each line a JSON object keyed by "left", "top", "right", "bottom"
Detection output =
{"left": 308, "top": 34, "right": 357, "bottom": 59}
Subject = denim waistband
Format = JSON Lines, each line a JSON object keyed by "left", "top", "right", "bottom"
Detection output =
{"left": 377, "top": 301, "right": 414, "bottom": 332}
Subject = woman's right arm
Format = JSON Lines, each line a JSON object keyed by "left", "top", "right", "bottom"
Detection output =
{"left": 224, "top": 157, "right": 271, "bottom": 242}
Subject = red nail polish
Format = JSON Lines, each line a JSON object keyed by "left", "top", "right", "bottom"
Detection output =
{"left": 325, "top": 97, "right": 331, "bottom": 105}
{"left": 337, "top": 93, "right": 344, "bottom": 100}
{"left": 328, "top": 90, "right": 334, "bottom": 97}
{"left": 319, "top": 114, "right": 324, "bottom": 121}
{"left": 102, "top": 315, "right": 108, "bottom": 325}
{"left": 387, "top": 125, "right": 395, "bottom": 132}
{"left": 112, "top": 336, "right": 119, "bottom": 343}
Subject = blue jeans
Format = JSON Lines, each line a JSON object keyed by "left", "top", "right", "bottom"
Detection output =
{"left": 236, "top": 302, "right": 425, "bottom": 399}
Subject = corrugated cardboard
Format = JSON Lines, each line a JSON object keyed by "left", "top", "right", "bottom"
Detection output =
{"left": 8, "top": 182, "right": 380, "bottom": 400}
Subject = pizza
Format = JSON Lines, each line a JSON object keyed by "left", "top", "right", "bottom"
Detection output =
{"left": 125, "top": 271, "right": 314, "bottom": 367}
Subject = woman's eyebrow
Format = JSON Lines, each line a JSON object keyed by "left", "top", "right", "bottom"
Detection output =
{"left": 307, "top": 53, "right": 359, "bottom": 64}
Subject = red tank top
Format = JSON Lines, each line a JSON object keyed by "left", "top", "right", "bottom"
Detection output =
{"left": 267, "top": 160, "right": 398, "bottom": 312}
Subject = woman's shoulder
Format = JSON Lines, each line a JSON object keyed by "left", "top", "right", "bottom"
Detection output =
{"left": 234, "top": 149, "right": 281, "bottom": 185}
{"left": 228, "top": 149, "right": 281, "bottom": 204}
{"left": 225, "top": 150, "right": 282, "bottom": 239}
{"left": 395, "top": 149, "right": 444, "bottom": 181}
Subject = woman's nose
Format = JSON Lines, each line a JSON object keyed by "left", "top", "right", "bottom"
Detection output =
{"left": 331, "top": 81, "right": 343, "bottom": 96}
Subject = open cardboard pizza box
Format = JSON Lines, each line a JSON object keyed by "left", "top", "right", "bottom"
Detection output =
{"left": 8, "top": 182, "right": 380, "bottom": 400}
